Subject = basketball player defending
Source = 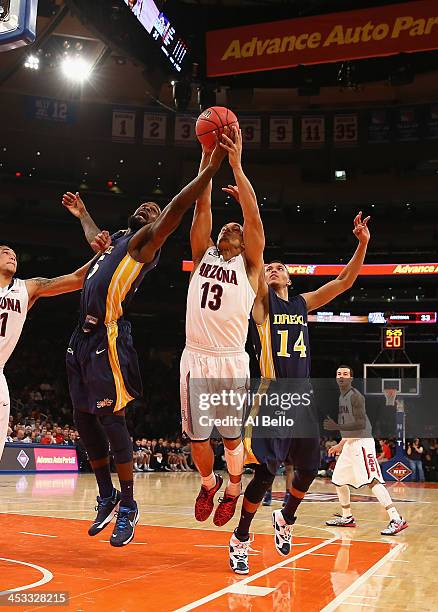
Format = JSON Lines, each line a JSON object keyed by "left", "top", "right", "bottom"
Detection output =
{"left": 324, "top": 365, "right": 408, "bottom": 535}
{"left": 181, "top": 127, "right": 264, "bottom": 527}
{"left": 62, "top": 140, "right": 227, "bottom": 547}
{"left": 0, "top": 245, "right": 91, "bottom": 461}
{"left": 229, "top": 212, "right": 371, "bottom": 574}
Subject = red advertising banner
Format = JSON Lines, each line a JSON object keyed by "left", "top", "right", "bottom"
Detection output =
{"left": 207, "top": 0, "right": 438, "bottom": 76}
{"left": 182, "top": 261, "right": 438, "bottom": 276}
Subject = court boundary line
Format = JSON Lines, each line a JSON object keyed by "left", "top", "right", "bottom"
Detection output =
{"left": 0, "top": 558, "right": 53, "bottom": 596}
{"left": 320, "top": 542, "right": 404, "bottom": 612}
{"left": 172, "top": 536, "right": 339, "bottom": 612}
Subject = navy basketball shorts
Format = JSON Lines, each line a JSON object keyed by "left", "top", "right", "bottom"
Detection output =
{"left": 244, "top": 378, "right": 320, "bottom": 476}
{"left": 66, "top": 320, "right": 142, "bottom": 415}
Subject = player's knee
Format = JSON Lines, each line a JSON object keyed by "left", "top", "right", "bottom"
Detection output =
{"left": 99, "top": 414, "right": 132, "bottom": 464}
{"left": 245, "top": 464, "right": 275, "bottom": 504}
{"left": 292, "top": 469, "right": 317, "bottom": 494}
{"left": 74, "top": 410, "right": 108, "bottom": 460}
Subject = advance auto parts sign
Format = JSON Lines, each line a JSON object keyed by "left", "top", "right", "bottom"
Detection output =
{"left": 207, "top": 0, "right": 438, "bottom": 76}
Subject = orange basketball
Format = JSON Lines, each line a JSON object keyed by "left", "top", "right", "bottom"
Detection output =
{"left": 195, "top": 106, "right": 239, "bottom": 149}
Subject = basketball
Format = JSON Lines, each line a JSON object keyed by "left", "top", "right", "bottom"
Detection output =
{"left": 195, "top": 106, "right": 239, "bottom": 149}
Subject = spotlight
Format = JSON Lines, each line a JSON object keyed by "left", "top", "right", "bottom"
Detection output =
{"left": 61, "top": 57, "right": 93, "bottom": 83}
{"left": 335, "top": 170, "right": 347, "bottom": 181}
{"left": 24, "top": 55, "right": 40, "bottom": 70}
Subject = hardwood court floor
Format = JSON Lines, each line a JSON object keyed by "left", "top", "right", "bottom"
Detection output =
{"left": 0, "top": 472, "right": 436, "bottom": 611}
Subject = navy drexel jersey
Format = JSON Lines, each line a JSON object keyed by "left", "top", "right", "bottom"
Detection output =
{"left": 250, "top": 286, "right": 310, "bottom": 379}
{"left": 79, "top": 230, "right": 159, "bottom": 330}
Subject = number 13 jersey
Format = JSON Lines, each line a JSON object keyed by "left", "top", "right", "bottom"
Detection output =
{"left": 186, "top": 248, "right": 255, "bottom": 350}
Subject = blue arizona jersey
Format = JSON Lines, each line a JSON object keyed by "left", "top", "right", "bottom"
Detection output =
{"left": 79, "top": 230, "right": 159, "bottom": 330}
{"left": 250, "top": 287, "right": 310, "bottom": 379}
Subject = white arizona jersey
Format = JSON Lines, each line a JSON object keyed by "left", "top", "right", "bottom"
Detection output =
{"left": 186, "top": 248, "right": 255, "bottom": 350}
{"left": 0, "top": 279, "right": 28, "bottom": 369}
{"left": 338, "top": 387, "right": 372, "bottom": 439}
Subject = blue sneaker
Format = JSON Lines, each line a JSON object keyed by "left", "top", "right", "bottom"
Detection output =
{"left": 262, "top": 490, "right": 272, "bottom": 506}
{"left": 110, "top": 502, "right": 139, "bottom": 547}
{"left": 88, "top": 488, "right": 121, "bottom": 536}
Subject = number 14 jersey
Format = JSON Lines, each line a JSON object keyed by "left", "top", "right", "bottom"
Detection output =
{"left": 250, "top": 287, "right": 310, "bottom": 379}
{"left": 186, "top": 248, "right": 255, "bottom": 350}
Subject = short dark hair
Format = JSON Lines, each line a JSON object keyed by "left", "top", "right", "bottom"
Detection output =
{"left": 338, "top": 364, "right": 353, "bottom": 377}
{"left": 267, "top": 260, "right": 290, "bottom": 278}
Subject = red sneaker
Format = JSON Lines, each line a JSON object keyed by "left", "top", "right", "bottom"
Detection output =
{"left": 213, "top": 493, "right": 240, "bottom": 526}
{"left": 194, "top": 474, "right": 223, "bottom": 522}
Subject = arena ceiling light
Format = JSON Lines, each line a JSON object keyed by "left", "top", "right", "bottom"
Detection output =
{"left": 61, "top": 56, "right": 93, "bottom": 83}
{"left": 24, "top": 55, "right": 40, "bottom": 70}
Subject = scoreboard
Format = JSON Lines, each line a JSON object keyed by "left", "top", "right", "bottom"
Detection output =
{"left": 381, "top": 327, "right": 406, "bottom": 350}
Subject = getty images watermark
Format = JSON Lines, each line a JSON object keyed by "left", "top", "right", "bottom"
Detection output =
{"left": 196, "top": 388, "right": 312, "bottom": 429}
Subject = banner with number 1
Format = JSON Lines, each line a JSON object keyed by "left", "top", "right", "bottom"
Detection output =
{"left": 112, "top": 109, "right": 136, "bottom": 143}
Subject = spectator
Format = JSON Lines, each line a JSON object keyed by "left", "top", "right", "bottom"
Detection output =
{"left": 5, "top": 427, "right": 14, "bottom": 443}
{"left": 377, "top": 439, "right": 392, "bottom": 463}
{"left": 406, "top": 438, "right": 425, "bottom": 482}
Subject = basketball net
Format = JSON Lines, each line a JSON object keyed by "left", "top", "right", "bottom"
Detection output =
{"left": 383, "top": 388, "right": 398, "bottom": 406}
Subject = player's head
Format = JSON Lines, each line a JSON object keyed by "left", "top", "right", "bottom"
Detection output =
{"left": 217, "top": 222, "right": 244, "bottom": 253}
{"left": 128, "top": 202, "right": 162, "bottom": 232}
{"left": 0, "top": 245, "right": 17, "bottom": 277}
{"left": 265, "top": 261, "right": 291, "bottom": 290}
{"left": 336, "top": 365, "right": 353, "bottom": 391}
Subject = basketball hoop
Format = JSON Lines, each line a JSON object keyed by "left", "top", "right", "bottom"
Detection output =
{"left": 383, "top": 388, "right": 398, "bottom": 406}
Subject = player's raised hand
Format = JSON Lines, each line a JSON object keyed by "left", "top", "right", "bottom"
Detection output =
{"left": 353, "top": 211, "right": 370, "bottom": 244}
{"left": 208, "top": 128, "right": 229, "bottom": 170}
{"left": 62, "top": 192, "right": 86, "bottom": 218}
{"left": 91, "top": 230, "right": 111, "bottom": 253}
{"left": 220, "top": 126, "right": 242, "bottom": 169}
{"left": 222, "top": 184, "right": 240, "bottom": 203}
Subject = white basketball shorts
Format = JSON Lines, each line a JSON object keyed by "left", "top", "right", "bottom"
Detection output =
{"left": 332, "top": 438, "right": 384, "bottom": 488}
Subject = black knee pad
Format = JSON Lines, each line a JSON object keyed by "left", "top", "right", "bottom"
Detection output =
{"left": 99, "top": 414, "right": 132, "bottom": 465}
{"left": 74, "top": 410, "right": 109, "bottom": 461}
{"left": 245, "top": 464, "right": 276, "bottom": 504}
{"left": 292, "top": 469, "right": 318, "bottom": 494}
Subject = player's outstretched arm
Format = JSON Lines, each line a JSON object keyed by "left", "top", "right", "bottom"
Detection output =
{"left": 220, "top": 127, "right": 265, "bottom": 284}
{"left": 128, "top": 140, "right": 227, "bottom": 264}
{"left": 190, "top": 147, "right": 214, "bottom": 270}
{"left": 25, "top": 259, "right": 94, "bottom": 310}
{"left": 62, "top": 192, "right": 109, "bottom": 253}
{"left": 301, "top": 212, "right": 370, "bottom": 312}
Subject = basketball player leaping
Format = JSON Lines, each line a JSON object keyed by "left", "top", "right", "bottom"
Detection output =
{"left": 61, "top": 140, "right": 227, "bottom": 547}
{"left": 324, "top": 365, "right": 408, "bottom": 535}
{"left": 0, "top": 245, "right": 92, "bottom": 461}
{"left": 181, "top": 127, "right": 264, "bottom": 527}
{"left": 228, "top": 211, "right": 371, "bottom": 574}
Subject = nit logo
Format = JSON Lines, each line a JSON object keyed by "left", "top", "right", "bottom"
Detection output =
{"left": 17, "top": 450, "right": 29, "bottom": 469}
{"left": 96, "top": 398, "right": 114, "bottom": 409}
{"left": 306, "top": 265, "right": 317, "bottom": 274}
{"left": 387, "top": 461, "right": 413, "bottom": 482}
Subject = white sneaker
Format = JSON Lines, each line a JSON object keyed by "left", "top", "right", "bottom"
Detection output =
{"left": 272, "top": 510, "right": 294, "bottom": 556}
{"left": 229, "top": 531, "right": 252, "bottom": 574}
{"left": 326, "top": 515, "right": 356, "bottom": 527}
{"left": 381, "top": 517, "right": 408, "bottom": 535}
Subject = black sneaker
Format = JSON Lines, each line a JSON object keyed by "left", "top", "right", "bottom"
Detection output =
{"left": 88, "top": 488, "right": 121, "bottom": 536}
{"left": 110, "top": 502, "right": 139, "bottom": 547}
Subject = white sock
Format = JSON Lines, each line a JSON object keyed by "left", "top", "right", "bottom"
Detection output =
{"left": 226, "top": 480, "right": 242, "bottom": 498}
{"left": 336, "top": 485, "right": 352, "bottom": 518}
{"left": 201, "top": 473, "right": 216, "bottom": 490}
{"left": 371, "top": 483, "right": 401, "bottom": 521}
